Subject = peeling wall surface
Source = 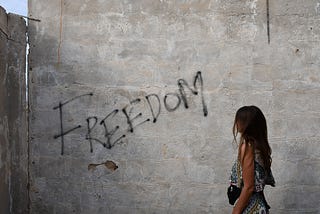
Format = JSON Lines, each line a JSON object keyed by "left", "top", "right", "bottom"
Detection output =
{"left": 0, "top": 6, "right": 28, "bottom": 214}
{"left": 28, "top": 0, "right": 320, "bottom": 213}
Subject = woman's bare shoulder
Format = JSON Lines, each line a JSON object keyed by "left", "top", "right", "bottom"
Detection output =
{"left": 239, "top": 142, "right": 254, "bottom": 164}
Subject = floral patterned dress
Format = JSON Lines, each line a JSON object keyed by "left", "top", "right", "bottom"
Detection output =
{"left": 229, "top": 150, "right": 275, "bottom": 214}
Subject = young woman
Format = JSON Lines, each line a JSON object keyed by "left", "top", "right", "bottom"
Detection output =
{"left": 229, "top": 106, "right": 275, "bottom": 214}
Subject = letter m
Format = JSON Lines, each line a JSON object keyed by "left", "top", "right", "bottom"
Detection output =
{"left": 177, "top": 71, "right": 208, "bottom": 117}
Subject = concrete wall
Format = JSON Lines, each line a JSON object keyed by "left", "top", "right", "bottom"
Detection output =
{"left": 28, "top": 0, "right": 320, "bottom": 213}
{"left": 0, "top": 6, "right": 28, "bottom": 214}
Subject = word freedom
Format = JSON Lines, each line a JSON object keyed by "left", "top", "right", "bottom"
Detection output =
{"left": 53, "top": 71, "right": 208, "bottom": 155}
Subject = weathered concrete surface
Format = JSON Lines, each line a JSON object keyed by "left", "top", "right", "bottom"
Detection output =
{"left": 0, "top": 6, "right": 28, "bottom": 214}
{"left": 0, "top": 6, "right": 11, "bottom": 214}
{"left": 28, "top": 0, "right": 320, "bottom": 213}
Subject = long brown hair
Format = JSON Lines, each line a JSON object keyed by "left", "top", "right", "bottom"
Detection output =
{"left": 233, "top": 106, "right": 272, "bottom": 172}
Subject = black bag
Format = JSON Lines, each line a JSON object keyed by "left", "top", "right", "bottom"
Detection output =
{"left": 227, "top": 184, "right": 241, "bottom": 205}
{"left": 228, "top": 156, "right": 242, "bottom": 205}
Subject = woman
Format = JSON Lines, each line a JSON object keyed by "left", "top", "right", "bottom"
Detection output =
{"left": 228, "top": 106, "right": 275, "bottom": 214}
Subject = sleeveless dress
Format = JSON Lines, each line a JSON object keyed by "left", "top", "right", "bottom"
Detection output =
{"left": 229, "top": 150, "right": 275, "bottom": 214}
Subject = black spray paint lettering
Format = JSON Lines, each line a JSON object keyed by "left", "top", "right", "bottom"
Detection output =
{"left": 86, "top": 116, "right": 104, "bottom": 151}
{"left": 164, "top": 93, "right": 181, "bottom": 112}
{"left": 145, "top": 94, "right": 161, "bottom": 123}
{"left": 53, "top": 93, "right": 93, "bottom": 155}
{"left": 53, "top": 72, "right": 208, "bottom": 155}
{"left": 86, "top": 110, "right": 126, "bottom": 152}
{"left": 122, "top": 98, "right": 150, "bottom": 133}
{"left": 99, "top": 109, "right": 126, "bottom": 149}
{"left": 178, "top": 71, "right": 208, "bottom": 117}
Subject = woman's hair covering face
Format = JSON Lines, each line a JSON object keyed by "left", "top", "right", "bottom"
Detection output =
{"left": 233, "top": 106, "right": 272, "bottom": 172}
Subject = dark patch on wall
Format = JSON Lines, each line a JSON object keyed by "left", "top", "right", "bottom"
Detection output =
{"left": 88, "top": 160, "right": 118, "bottom": 171}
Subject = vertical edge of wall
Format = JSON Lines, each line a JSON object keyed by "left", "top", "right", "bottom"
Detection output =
{"left": 0, "top": 6, "right": 11, "bottom": 214}
{"left": 7, "top": 13, "right": 28, "bottom": 214}
{"left": 7, "top": 11, "right": 28, "bottom": 214}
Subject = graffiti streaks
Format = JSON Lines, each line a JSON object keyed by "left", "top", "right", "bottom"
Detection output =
{"left": 178, "top": 71, "right": 208, "bottom": 117}
{"left": 53, "top": 72, "right": 208, "bottom": 155}
{"left": 145, "top": 94, "right": 161, "bottom": 123}
{"left": 53, "top": 93, "right": 93, "bottom": 155}
{"left": 122, "top": 98, "right": 150, "bottom": 133}
{"left": 266, "top": 0, "right": 270, "bottom": 44}
{"left": 164, "top": 93, "right": 181, "bottom": 112}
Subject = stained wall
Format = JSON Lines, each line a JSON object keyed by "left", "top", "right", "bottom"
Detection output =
{"left": 0, "top": 6, "right": 28, "bottom": 214}
{"left": 28, "top": 1, "right": 320, "bottom": 213}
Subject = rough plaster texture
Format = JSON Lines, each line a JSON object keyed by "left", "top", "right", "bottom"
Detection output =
{"left": 0, "top": 6, "right": 28, "bottom": 214}
{"left": 28, "top": 0, "right": 320, "bottom": 213}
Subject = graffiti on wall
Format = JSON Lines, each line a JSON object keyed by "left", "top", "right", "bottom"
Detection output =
{"left": 53, "top": 71, "right": 208, "bottom": 155}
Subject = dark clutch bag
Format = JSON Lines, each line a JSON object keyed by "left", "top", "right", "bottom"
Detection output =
{"left": 227, "top": 184, "right": 241, "bottom": 205}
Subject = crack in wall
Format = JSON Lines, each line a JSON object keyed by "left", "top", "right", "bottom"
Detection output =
{"left": 57, "top": 0, "right": 64, "bottom": 65}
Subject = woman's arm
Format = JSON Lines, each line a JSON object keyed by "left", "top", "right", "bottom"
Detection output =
{"left": 232, "top": 142, "right": 255, "bottom": 214}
